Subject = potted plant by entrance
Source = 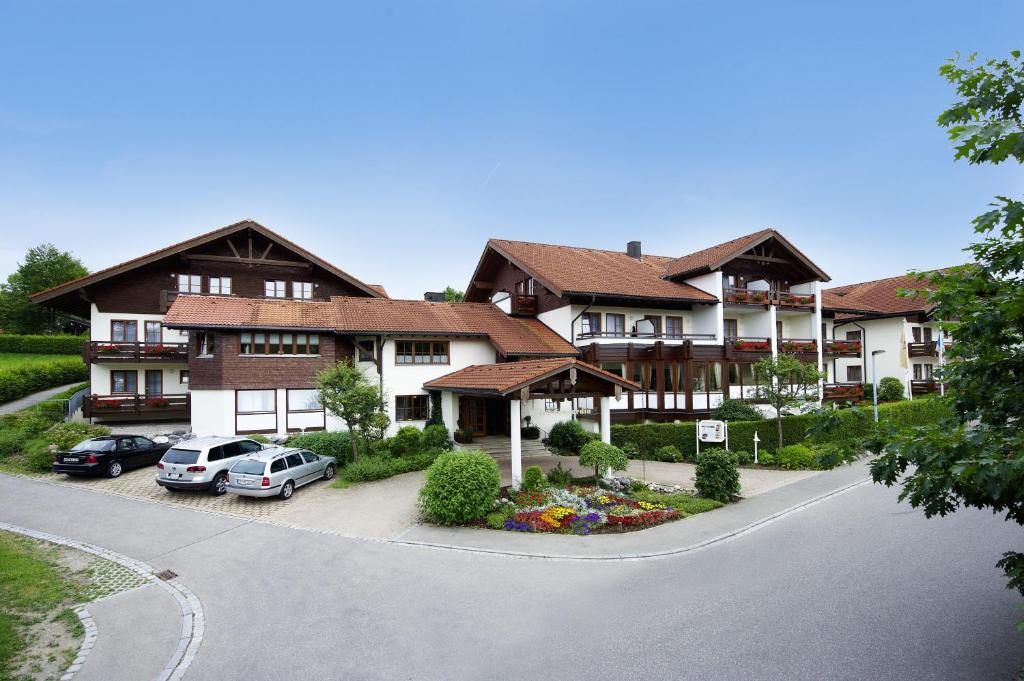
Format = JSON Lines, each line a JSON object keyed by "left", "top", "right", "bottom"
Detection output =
{"left": 521, "top": 415, "right": 540, "bottom": 440}
{"left": 454, "top": 428, "right": 474, "bottom": 444}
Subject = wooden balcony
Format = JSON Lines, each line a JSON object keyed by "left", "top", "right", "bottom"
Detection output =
{"left": 511, "top": 294, "right": 539, "bottom": 315}
{"left": 726, "top": 336, "right": 772, "bottom": 355}
{"left": 774, "top": 290, "right": 816, "bottom": 309}
{"left": 723, "top": 287, "right": 816, "bottom": 309}
{"left": 778, "top": 338, "right": 817, "bottom": 354}
{"left": 86, "top": 341, "right": 188, "bottom": 363}
{"left": 83, "top": 393, "right": 190, "bottom": 420}
{"left": 823, "top": 383, "right": 864, "bottom": 401}
{"left": 577, "top": 331, "right": 717, "bottom": 342}
{"left": 910, "top": 380, "right": 940, "bottom": 396}
{"left": 908, "top": 341, "right": 951, "bottom": 358}
{"left": 824, "top": 339, "right": 862, "bottom": 357}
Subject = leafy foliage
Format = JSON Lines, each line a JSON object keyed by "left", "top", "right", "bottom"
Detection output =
{"left": 578, "top": 441, "right": 628, "bottom": 481}
{"left": 545, "top": 462, "right": 574, "bottom": 486}
{"left": 443, "top": 286, "right": 465, "bottom": 302}
{"left": 694, "top": 448, "right": 740, "bottom": 503}
{"left": 0, "top": 244, "right": 88, "bottom": 334}
{"left": 422, "top": 424, "right": 452, "bottom": 451}
{"left": 0, "top": 358, "right": 88, "bottom": 405}
{"left": 775, "top": 444, "right": 818, "bottom": 470}
{"left": 655, "top": 444, "right": 683, "bottom": 463}
{"left": 754, "top": 355, "right": 824, "bottom": 451}
{"left": 419, "top": 451, "right": 501, "bottom": 525}
{"left": 390, "top": 426, "right": 424, "bottom": 459}
{"left": 711, "top": 398, "right": 764, "bottom": 421}
{"left": 316, "top": 360, "right": 387, "bottom": 461}
{"left": 870, "top": 50, "right": 1024, "bottom": 615}
{"left": 0, "top": 335, "right": 86, "bottom": 355}
{"left": 522, "top": 465, "right": 545, "bottom": 491}
{"left": 548, "top": 420, "right": 594, "bottom": 454}
{"left": 876, "top": 376, "right": 906, "bottom": 402}
{"left": 287, "top": 431, "right": 357, "bottom": 465}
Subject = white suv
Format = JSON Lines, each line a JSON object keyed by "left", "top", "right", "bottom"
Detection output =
{"left": 156, "top": 436, "right": 265, "bottom": 495}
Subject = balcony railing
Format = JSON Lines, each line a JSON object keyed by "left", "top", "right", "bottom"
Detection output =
{"left": 726, "top": 336, "right": 772, "bottom": 352}
{"left": 83, "top": 393, "right": 190, "bottom": 419}
{"left": 910, "top": 380, "right": 940, "bottom": 395}
{"left": 511, "top": 294, "right": 538, "bottom": 315}
{"left": 908, "top": 341, "right": 952, "bottom": 358}
{"left": 778, "top": 338, "right": 817, "bottom": 353}
{"left": 86, "top": 341, "right": 188, "bottom": 363}
{"left": 823, "top": 383, "right": 864, "bottom": 401}
{"left": 824, "top": 339, "right": 862, "bottom": 357}
{"left": 723, "top": 286, "right": 815, "bottom": 309}
{"left": 577, "top": 331, "right": 717, "bottom": 341}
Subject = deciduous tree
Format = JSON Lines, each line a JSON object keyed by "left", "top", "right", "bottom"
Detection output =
{"left": 753, "top": 355, "right": 823, "bottom": 450}
{"left": 315, "top": 360, "right": 387, "bottom": 461}
{"left": 0, "top": 244, "right": 87, "bottom": 333}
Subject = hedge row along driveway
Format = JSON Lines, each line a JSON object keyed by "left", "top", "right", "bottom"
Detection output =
{"left": 610, "top": 398, "right": 951, "bottom": 462}
{"left": 0, "top": 335, "right": 86, "bottom": 355}
{"left": 0, "top": 357, "right": 88, "bottom": 406}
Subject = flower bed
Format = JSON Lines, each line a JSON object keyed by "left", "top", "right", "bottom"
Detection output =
{"left": 493, "top": 485, "right": 682, "bottom": 535}
{"left": 731, "top": 339, "right": 771, "bottom": 351}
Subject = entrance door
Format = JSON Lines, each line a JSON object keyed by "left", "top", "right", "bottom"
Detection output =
{"left": 145, "top": 370, "right": 163, "bottom": 396}
{"left": 461, "top": 397, "right": 487, "bottom": 437}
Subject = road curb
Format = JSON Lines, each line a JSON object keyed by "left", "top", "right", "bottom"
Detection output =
{"left": 0, "top": 521, "right": 205, "bottom": 681}
{"left": 390, "top": 476, "right": 872, "bottom": 562}
{"left": 58, "top": 606, "right": 97, "bottom": 681}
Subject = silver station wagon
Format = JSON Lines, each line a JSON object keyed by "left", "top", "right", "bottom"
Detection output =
{"left": 226, "top": 447, "right": 336, "bottom": 499}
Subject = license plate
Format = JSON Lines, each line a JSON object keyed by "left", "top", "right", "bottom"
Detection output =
{"left": 64, "top": 457, "right": 79, "bottom": 463}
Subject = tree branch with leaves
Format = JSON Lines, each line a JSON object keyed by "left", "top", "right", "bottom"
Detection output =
{"left": 753, "top": 354, "right": 823, "bottom": 450}
{"left": 315, "top": 360, "right": 389, "bottom": 462}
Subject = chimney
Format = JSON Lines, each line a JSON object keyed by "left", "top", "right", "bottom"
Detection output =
{"left": 627, "top": 241, "right": 642, "bottom": 260}
{"left": 424, "top": 292, "right": 446, "bottom": 302}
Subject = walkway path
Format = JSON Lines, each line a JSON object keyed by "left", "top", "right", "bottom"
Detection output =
{"left": 0, "top": 382, "right": 80, "bottom": 415}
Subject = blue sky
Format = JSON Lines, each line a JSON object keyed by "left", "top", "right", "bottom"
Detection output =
{"left": 1, "top": 1, "right": 1021, "bottom": 298}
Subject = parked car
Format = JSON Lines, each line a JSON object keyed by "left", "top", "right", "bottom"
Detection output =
{"left": 156, "top": 437, "right": 265, "bottom": 495}
{"left": 53, "top": 435, "right": 170, "bottom": 478}
{"left": 226, "top": 447, "right": 336, "bottom": 499}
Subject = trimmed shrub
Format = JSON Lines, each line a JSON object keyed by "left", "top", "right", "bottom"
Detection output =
{"left": 340, "top": 456, "right": 394, "bottom": 482}
{"left": 521, "top": 425, "right": 540, "bottom": 440}
{"left": 391, "top": 426, "right": 424, "bottom": 458}
{"left": 423, "top": 424, "right": 452, "bottom": 451}
{"left": 776, "top": 444, "right": 818, "bottom": 470}
{"left": 877, "top": 376, "right": 906, "bottom": 402}
{"left": 545, "top": 462, "right": 573, "bottom": 486}
{"left": 0, "top": 358, "right": 88, "bottom": 405}
{"left": 485, "top": 505, "right": 516, "bottom": 529}
{"left": 733, "top": 449, "right": 754, "bottom": 465}
{"left": 694, "top": 448, "right": 740, "bottom": 502}
{"left": 288, "top": 431, "right": 355, "bottom": 465}
{"left": 758, "top": 452, "right": 775, "bottom": 466}
{"left": 655, "top": 445, "right": 683, "bottom": 463}
{"left": 0, "top": 334, "right": 86, "bottom": 355}
{"left": 522, "top": 465, "right": 545, "bottom": 491}
{"left": 454, "top": 428, "right": 474, "bottom": 444}
{"left": 549, "top": 420, "right": 592, "bottom": 454}
{"left": 419, "top": 451, "right": 501, "bottom": 525}
{"left": 711, "top": 399, "right": 764, "bottom": 421}
{"left": 578, "top": 441, "right": 629, "bottom": 480}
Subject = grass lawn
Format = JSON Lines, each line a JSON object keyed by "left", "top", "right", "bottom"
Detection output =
{"left": 0, "top": 354, "right": 82, "bottom": 371}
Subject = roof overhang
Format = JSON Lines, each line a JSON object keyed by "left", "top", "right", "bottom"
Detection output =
{"left": 423, "top": 358, "right": 639, "bottom": 398}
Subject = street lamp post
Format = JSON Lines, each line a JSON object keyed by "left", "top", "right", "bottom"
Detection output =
{"left": 871, "top": 349, "right": 886, "bottom": 422}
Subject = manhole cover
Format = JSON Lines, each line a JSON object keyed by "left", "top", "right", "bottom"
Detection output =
{"left": 155, "top": 569, "right": 178, "bottom": 581}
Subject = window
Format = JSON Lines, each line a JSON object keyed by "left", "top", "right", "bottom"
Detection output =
{"left": 845, "top": 330, "right": 862, "bottom": 341}
{"left": 924, "top": 364, "right": 933, "bottom": 379}
{"left": 207, "top": 446, "right": 225, "bottom": 462}
{"left": 111, "top": 320, "right": 138, "bottom": 343}
{"left": 288, "top": 389, "right": 321, "bottom": 411}
{"left": 209, "top": 276, "right": 232, "bottom": 295}
{"left": 236, "top": 389, "right": 275, "bottom": 413}
{"left": 642, "top": 315, "right": 662, "bottom": 335}
{"left": 301, "top": 451, "right": 320, "bottom": 464}
{"left": 724, "top": 318, "right": 739, "bottom": 338}
{"left": 395, "top": 395, "right": 430, "bottom": 421}
{"left": 264, "top": 280, "right": 286, "bottom": 298}
{"left": 118, "top": 438, "right": 136, "bottom": 451}
{"left": 177, "top": 274, "right": 201, "bottom": 293}
{"left": 776, "top": 320, "right": 784, "bottom": 339}
{"left": 516, "top": 278, "right": 535, "bottom": 295}
{"left": 133, "top": 437, "right": 152, "bottom": 449}
{"left": 285, "top": 452, "right": 305, "bottom": 468}
{"left": 240, "top": 332, "right": 320, "bottom": 355}
{"left": 145, "top": 321, "right": 162, "bottom": 344}
{"left": 145, "top": 370, "right": 162, "bottom": 395}
{"left": 544, "top": 399, "right": 561, "bottom": 412}
{"left": 922, "top": 326, "right": 933, "bottom": 342}
{"left": 913, "top": 364, "right": 922, "bottom": 380}
{"left": 691, "top": 361, "right": 723, "bottom": 396}
{"left": 293, "top": 282, "right": 313, "bottom": 299}
{"left": 665, "top": 316, "right": 683, "bottom": 339}
{"left": 196, "top": 332, "right": 214, "bottom": 356}
{"left": 270, "top": 458, "right": 286, "bottom": 473}
{"left": 847, "top": 365, "right": 863, "bottom": 382}
{"left": 237, "top": 441, "right": 263, "bottom": 454}
{"left": 180, "top": 370, "right": 189, "bottom": 385}
{"left": 395, "top": 340, "right": 450, "bottom": 364}
{"left": 600, "top": 362, "right": 624, "bottom": 377}
{"left": 581, "top": 313, "right": 601, "bottom": 336}
{"left": 356, "top": 340, "right": 375, "bottom": 362}
{"left": 606, "top": 314, "right": 625, "bottom": 337}
{"left": 111, "top": 370, "right": 137, "bottom": 394}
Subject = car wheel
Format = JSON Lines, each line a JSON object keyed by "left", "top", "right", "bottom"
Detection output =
{"left": 279, "top": 480, "right": 294, "bottom": 500}
{"left": 210, "top": 473, "right": 228, "bottom": 496}
{"left": 107, "top": 460, "right": 123, "bottom": 478}
{"left": 323, "top": 464, "right": 336, "bottom": 481}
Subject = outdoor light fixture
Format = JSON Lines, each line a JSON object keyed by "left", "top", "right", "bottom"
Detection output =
{"left": 871, "top": 349, "right": 886, "bottom": 422}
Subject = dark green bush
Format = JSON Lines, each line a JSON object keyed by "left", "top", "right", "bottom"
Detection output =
{"left": 759, "top": 452, "right": 776, "bottom": 466}
{"left": 423, "top": 424, "right": 451, "bottom": 450}
{"left": 545, "top": 462, "right": 573, "bottom": 486}
{"left": 340, "top": 456, "right": 395, "bottom": 482}
{"left": 521, "top": 425, "right": 540, "bottom": 440}
{"left": 22, "top": 422, "right": 111, "bottom": 471}
{"left": 695, "top": 448, "right": 740, "bottom": 502}
{"left": 419, "top": 451, "right": 501, "bottom": 525}
{"left": 733, "top": 449, "right": 754, "bottom": 465}
{"left": 655, "top": 445, "right": 683, "bottom": 462}
{"left": 776, "top": 444, "right": 818, "bottom": 470}
{"left": 0, "top": 358, "right": 88, "bottom": 405}
{"left": 522, "top": 465, "right": 545, "bottom": 491}
{"left": 391, "top": 426, "right": 424, "bottom": 458}
{"left": 877, "top": 376, "right": 906, "bottom": 402}
{"left": 287, "top": 431, "right": 356, "bottom": 465}
{"left": 579, "top": 441, "right": 629, "bottom": 480}
{"left": 0, "top": 334, "right": 86, "bottom": 354}
{"left": 712, "top": 399, "right": 764, "bottom": 421}
{"left": 454, "top": 428, "right": 474, "bottom": 444}
{"left": 0, "top": 430, "right": 23, "bottom": 458}
{"left": 549, "top": 420, "right": 592, "bottom": 454}
{"left": 485, "top": 505, "right": 515, "bottom": 529}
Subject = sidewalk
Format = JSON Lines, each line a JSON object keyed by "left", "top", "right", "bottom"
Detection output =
{"left": 392, "top": 459, "right": 873, "bottom": 559}
{"left": 0, "top": 382, "right": 80, "bottom": 415}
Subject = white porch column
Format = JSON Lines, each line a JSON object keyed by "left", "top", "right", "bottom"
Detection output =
{"left": 599, "top": 396, "right": 611, "bottom": 444}
{"left": 510, "top": 399, "right": 522, "bottom": 489}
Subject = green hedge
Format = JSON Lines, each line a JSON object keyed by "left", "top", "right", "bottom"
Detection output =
{"left": 0, "top": 335, "right": 86, "bottom": 355}
{"left": 0, "top": 359, "right": 89, "bottom": 405}
{"left": 611, "top": 398, "right": 952, "bottom": 461}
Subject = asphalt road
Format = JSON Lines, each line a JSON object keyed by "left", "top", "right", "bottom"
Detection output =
{"left": 1, "top": 472, "right": 1021, "bottom": 681}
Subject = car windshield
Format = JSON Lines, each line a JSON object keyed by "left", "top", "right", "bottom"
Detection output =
{"left": 162, "top": 447, "right": 200, "bottom": 464}
{"left": 230, "top": 460, "right": 266, "bottom": 475}
{"left": 72, "top": 439, "right": 115, "bottom": 452}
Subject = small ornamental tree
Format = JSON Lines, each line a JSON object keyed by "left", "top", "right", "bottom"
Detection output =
{"left": 578, "top": 441, "right": 628, "bottom": 482}
{"left": 315, "top": 360, "right": 387, "bottom": 462}
{"left": 695, "top": 448, "right": 740, "bottom": 502}
{"left": 753, "top": 355, "right": 824, "bottom": 451}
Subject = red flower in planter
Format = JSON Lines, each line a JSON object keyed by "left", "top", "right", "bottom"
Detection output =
{"left": 95, "top": 344, "right": 121, "bottom": 354}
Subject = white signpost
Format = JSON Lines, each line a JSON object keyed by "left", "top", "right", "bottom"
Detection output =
{"left": 696, "top": 419, "right": 728, "bottom": 454}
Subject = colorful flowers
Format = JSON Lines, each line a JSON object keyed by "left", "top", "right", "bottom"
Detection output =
{"left": 497, "top": 486, "right": 679, "bottom": 534}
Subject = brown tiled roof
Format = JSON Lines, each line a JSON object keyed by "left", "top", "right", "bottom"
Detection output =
{"left": 662, "top": 228, "right": 830, "bottom": 281}
{"left": 423, "top": 358, "right": 639, "bottom": 395}
{"left": 823, "top": 272, "right": 941, "bottom": 316}
{"left": 30, "top": 219, "right": 383, "bottom": 303}
{"left": 164, "top": 295, "right": 579, "bottom": 357}
{"left": 366, "top": 284, "right": 389, "bottom": 298}
{"left": 486, "top": 239, "right": 717, "bottom": 302}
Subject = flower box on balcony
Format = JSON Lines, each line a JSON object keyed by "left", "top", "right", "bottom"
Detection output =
{"left": 95, "top": 344, "right": 121, "bottom": 355}
{"left": 142, "top": 345, "right": 180, "bottom": 356}
{"left": 92, "top": 398, "right": 122, "bottom": 409}
{"left": 780, "top": 341, "right": 817, "bottom": 353}
{"left": 829, "top": 340, "right": 862, "bottom": 353}
{"left": 731, "top": 340, "right": 771, "bottom": 351}
{"left": 145, "top": 398, "right": 170, "bottom": 408}
{"left": 750, "top": 291, "right": 770, "bottom": 303}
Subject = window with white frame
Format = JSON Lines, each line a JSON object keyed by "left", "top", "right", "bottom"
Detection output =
{"left": 847, "top": 365, "right": 863, "bottom": 382}
{"left": 236, "top": 389, "right": 275, "bottom": 413}
{"left": 264, "top": 280, "right": 286, "bottom": 298}
{"left": 293, "top": 281, "right": 313, "bottom": 299}
{"left": 544, "top": 399, "right": 561, "bottom": 412}
{"left": 196, "top": 332, "right": 214, "bottom": 356}
{"left": 178, "top": 274, "right": 201, "bottom": 293}
{"left": 287, "top": 389, "right": 322, "bottom": 411}
{"left": 209, "top": 276, "right": 232, "bottom": 295}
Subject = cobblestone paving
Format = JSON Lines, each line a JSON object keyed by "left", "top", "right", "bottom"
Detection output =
{"left": 78, "top": 558, "right": 151, "bottom": 601}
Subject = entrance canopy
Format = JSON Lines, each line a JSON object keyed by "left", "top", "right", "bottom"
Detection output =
{"left": 423, "top": 358, "right": 639, "bottom": 399}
